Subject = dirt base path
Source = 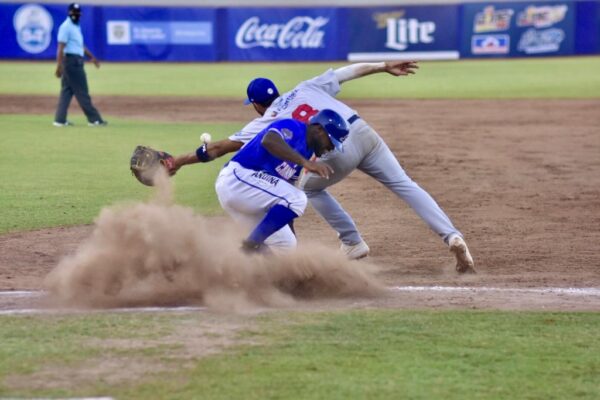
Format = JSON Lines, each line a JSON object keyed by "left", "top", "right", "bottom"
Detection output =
{"left": 2, "top": 95, "right": 600, "bottom": 311}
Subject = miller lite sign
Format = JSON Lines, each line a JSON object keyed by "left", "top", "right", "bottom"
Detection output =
{"left": 347, "top": 6, "right": 459, "bottom": 61}
{"left": 384, "top": 18, "right": 435, "bottom": 51}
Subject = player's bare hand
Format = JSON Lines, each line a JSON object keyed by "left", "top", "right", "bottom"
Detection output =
{"left": 384, "top": 61, "right": 419, "bottom": 76}
{"left": 55, "top": 65, "right": 62, "bottom": 78}
{"left": 91, "top": 58, "right": 101, "bottom": 68}
{"left": 303, "top": 160, "right": 334, "bottom": 179}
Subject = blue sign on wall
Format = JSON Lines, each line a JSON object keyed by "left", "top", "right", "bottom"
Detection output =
{"left": 98, "top": 7, "right": 218, "bottom": 61}
{"left": 345, "top": 6, "right": 460, "bottom": 61}
{"left": 225, "top": 8, "right": 341, "bottom": 61}
{"left": 575, "top": 1, "right": 600, "bottom": 53}
{"left": 0, "top": 2, "right": 598, "bottom": 61}
{"left": 461, "top": 2, "right": 575, "bottom": 58}
{"left": 0, "top": 3, "right": 97, "bottom": 59}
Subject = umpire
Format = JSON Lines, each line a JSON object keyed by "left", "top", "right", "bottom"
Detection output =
{"left": 54, "top": 3, "right": 106, "bottom": 127}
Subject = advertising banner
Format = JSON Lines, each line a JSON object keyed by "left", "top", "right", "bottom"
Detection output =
{"left": 0, "top": 3, "right": 97, "bottom": 59}
{"left": 461, "top": 2, "right": 575, "bottom": 57}
{"left": 0, "top": 2, "right": 597, "bottom": 61}
{"left": 225, "top": 8, "right": 341, "bottom": 61}
{"left": 99, "top": 7, "right": 218, "bottom": 61}
{"left": 345, "top": 6, "right": 460, "bottom": 61}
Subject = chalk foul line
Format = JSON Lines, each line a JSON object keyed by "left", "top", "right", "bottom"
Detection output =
{"left": 390, "top": 286, "right": 600, "bottom": 296}
{"left": 0, "top": 286, "right": 598, "bottom": 315}
{"left": 2, "top": 286, "right": 600, "bottom": 298}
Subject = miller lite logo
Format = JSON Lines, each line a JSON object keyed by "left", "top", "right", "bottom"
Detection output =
{"left": 235, "top": 16, "right": 328, "bottom": 49}
{"left": 374, "top": 12, "right": 435, "bottom": 51}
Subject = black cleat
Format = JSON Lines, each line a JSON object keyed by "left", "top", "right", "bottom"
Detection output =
{"left": 241, "top": 239, "right": 272, "bottom": 255}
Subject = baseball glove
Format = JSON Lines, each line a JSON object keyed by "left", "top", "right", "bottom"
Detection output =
{"left": 130, "top": 145, "right": 174, "bottom": 186}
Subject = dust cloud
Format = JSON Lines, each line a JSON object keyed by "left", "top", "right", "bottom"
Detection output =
{"left": 45, "top": 170, "right": 384, "bottom": 311}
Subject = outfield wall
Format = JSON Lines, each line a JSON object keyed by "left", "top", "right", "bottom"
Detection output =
{"left": 1, "top": 1, "right": 599, "bottom": 61}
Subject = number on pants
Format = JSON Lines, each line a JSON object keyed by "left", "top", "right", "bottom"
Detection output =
{"left": 292, "top": 104, "right": 318, "bottom": 123}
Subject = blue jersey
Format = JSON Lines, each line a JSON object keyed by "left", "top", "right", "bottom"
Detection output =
{"left": 231, "top": 119, "right": 312, "bottom": 181}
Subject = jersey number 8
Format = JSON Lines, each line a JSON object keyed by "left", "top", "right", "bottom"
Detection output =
{"left": 292, "top": 104, "right": 319, "bottom": 123}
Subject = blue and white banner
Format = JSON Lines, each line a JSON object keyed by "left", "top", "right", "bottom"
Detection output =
{"left": 345, "top": 6, "right": 460, "bottom": 61}
{"left": 0, "top": 2, "right": 597, "bottom": 61}
{"left": 99, "top": 7, "right": 218, "bottom": 61}
{"left": 106, "top": 21, "right": 212, "bottom": 45}
{"left": 0, "top": 3, "right": 97, "bottom": 59}
{"left": 226, "top": 8, "right": 341, "bottom": 61}
{"left": 461, "top": 2, "right": 575, "bottom": 57}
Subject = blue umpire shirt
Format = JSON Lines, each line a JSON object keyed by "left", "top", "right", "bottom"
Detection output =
{"left": 231, "top": 119, "right": 313, "bottom": 182}
{"left": 57, "top": 17, "right": 84, "bottom": 56}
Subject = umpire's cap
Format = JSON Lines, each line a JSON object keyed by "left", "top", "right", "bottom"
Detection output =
{"left": 244, "top": 78, "right": 279, "bottom": 106}
{"left": 68, "top": 3, "right": 81, "bottom": 12}
{"left": 309, "top": 109, "right": 349, "bottom": 152}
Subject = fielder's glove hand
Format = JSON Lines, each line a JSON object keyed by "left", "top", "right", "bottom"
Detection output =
{"left": 130, "top": 145, "right": 174, "bottom": 186}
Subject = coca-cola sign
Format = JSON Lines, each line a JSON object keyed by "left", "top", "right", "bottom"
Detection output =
{"left": 235, "top": 16, "right": 328, "bottom": 49}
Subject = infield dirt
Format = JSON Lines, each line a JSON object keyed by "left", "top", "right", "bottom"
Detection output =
{"left": 1, "top": 95, "right": 599, "bottom": 311}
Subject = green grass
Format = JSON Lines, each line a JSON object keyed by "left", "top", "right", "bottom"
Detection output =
{"left": 0, "top": 114, "right": 236, "bottom": 233}
{"left": 0, "top": 313, "right": 182, "bottom": 398}
{"left": 1, "top": 57, "right": 600, "bottom": 98}
{"left": 1, "top": 310, "right": 598, "bottom": 399}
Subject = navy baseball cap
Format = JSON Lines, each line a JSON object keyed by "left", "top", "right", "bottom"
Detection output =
{"left": 68, "top": 3, "right": 81, "bottom": 12}
{"left": 244, "top": 78, "right": 279, "bottom": 106}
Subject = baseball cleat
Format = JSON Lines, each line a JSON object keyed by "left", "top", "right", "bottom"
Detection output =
{"left": 88, "top": 120, "right": 108, "bottom": 127}
{"left": 241, "top": 239, "right": 272, "bottom": 255}
{"left": 449, "top": 235, "right": 476, "bottom": 274}
{"left": 340, "top": 240, "right": 370, "bottom": 260}
{"left": 53, "top": 120, "right": 74, "bottom": 127}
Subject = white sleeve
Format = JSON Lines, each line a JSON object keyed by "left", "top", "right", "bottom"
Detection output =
{"left": 228, "top": 116, "right": 273, "bottom": 144}
{"left": 300, "top": 68, "right": 341, "bottom": 97}
{"left": 334, "top": 62, "right": 386, "bottom": 84}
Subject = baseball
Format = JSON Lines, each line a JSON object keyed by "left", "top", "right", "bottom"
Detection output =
{"left": 200, "top": 132, "right": 212, "bottom": 144}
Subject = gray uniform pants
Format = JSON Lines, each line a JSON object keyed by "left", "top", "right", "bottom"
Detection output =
{"left": 54, "top": 54, "right": 103, "bottom": 124}
{"left": 298, "top": 119, "right": 461, "bottom": 246}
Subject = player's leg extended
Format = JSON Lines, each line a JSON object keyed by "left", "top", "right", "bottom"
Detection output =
{"left": 298, "top": 152, "right": 362, "bottom": 247}
{"left": 302, "top": 189, "right": 363, "bottom": 245}
{"left": 357, "top": 127, "right": 475, "bottom": 272}
{"left": 357, "top": 126, "right": 461, "bottom": 243}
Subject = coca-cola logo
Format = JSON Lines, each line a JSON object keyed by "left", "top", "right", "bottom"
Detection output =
{"left": 235, "top": 16, "right": 328, "bottom": 49}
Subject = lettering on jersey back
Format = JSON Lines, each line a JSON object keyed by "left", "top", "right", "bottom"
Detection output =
{"left": 272, "top": 89, "right": 298, "bottom": 112}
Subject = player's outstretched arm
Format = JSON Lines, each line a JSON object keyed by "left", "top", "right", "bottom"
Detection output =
{"left": 169, "top": 139, "right": 243, "bottom": 175}
{"left": 334, "top": 61, "right": 419, "bottom": 84}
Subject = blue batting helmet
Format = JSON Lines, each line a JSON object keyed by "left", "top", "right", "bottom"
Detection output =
{"left": 309, "top": 109, "right": 349, "bottom": 152}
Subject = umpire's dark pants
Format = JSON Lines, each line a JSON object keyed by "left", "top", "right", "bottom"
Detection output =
{"left": 54, "top": 54, "right": 103, "bottom": 124}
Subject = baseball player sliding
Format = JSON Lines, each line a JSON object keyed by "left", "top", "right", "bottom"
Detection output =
{"left": 216, "top": 110, "right": 347, "bottom": 252}
{"left": 171, "top": 61, "right": 475, "bottom": 273}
